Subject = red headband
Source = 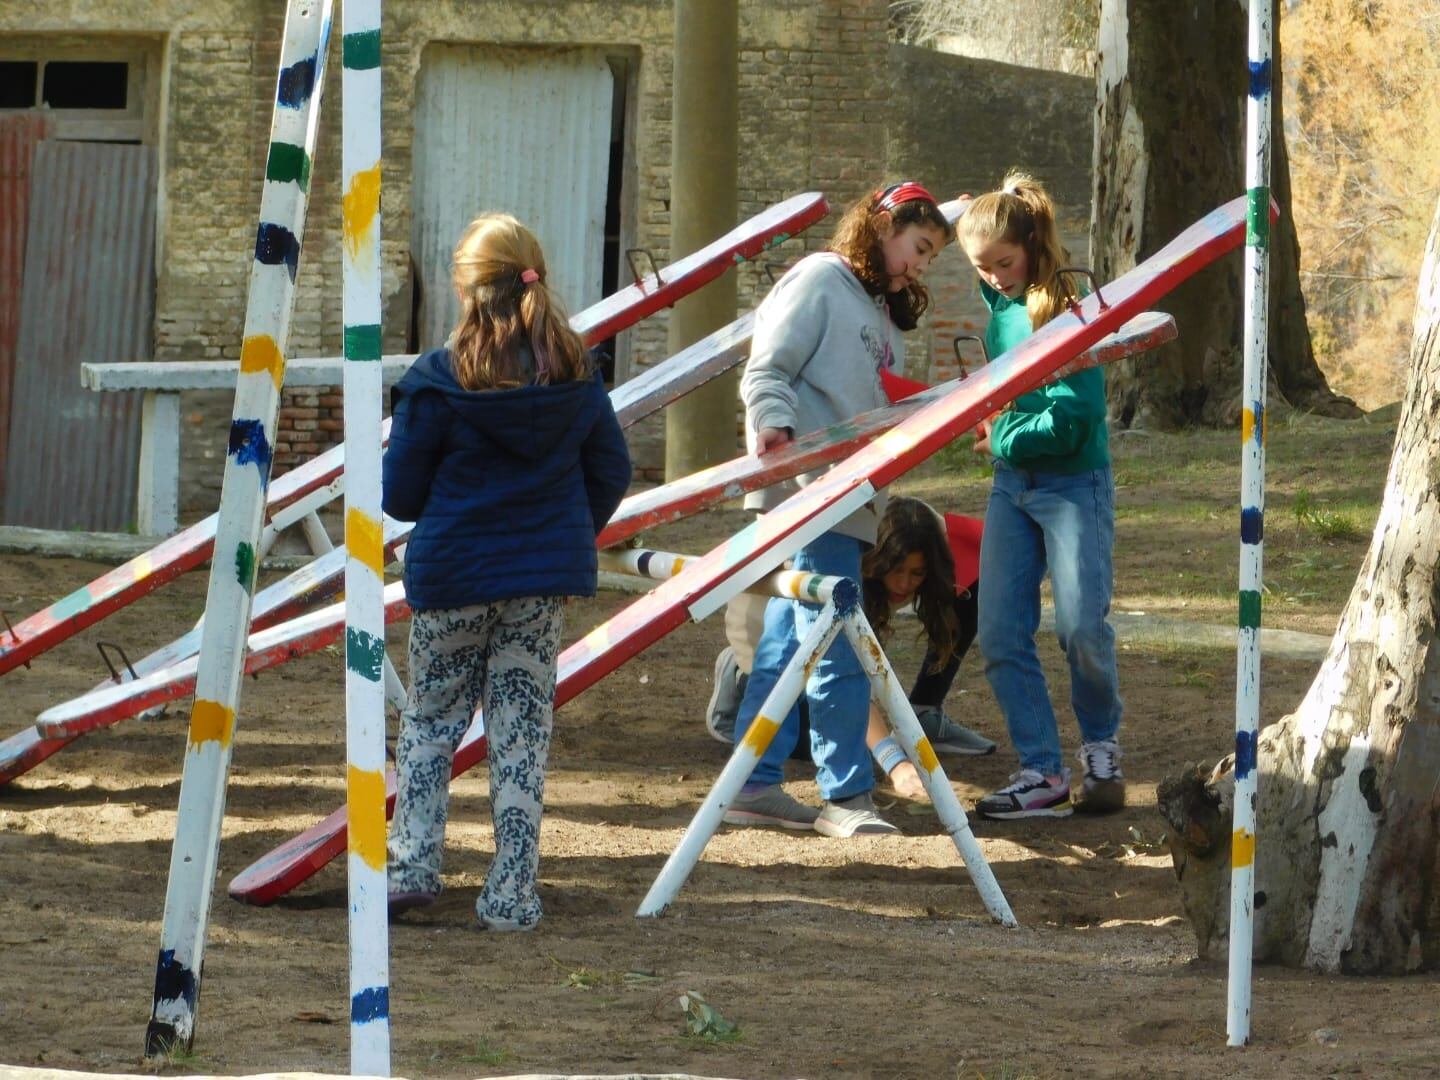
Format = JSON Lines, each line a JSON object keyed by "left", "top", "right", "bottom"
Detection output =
{"left": 874, "top": 181, "right": 937, "bottom": 212}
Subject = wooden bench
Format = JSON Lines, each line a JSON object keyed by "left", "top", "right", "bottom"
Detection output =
{"left": 81, "top": 356, "right": 416, "bottom": 535}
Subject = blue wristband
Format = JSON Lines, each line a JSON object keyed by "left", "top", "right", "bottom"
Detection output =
{"left": 872, "top": 735, "right": 907, "bottom": 775}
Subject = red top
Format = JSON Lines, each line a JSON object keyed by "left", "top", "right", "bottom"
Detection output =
{"left": 877, "top": 369, "right": 982, "bottom": 590}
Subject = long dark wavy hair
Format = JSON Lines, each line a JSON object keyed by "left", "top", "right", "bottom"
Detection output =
{"left": 861, "top": 496, "right": 961, "bottom": 672}
{"left": 829, "top": 186, "right": 953, "bottom": 331}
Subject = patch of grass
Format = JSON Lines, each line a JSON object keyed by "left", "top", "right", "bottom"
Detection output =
{"left": 1174, "top": 664, "right": 1215, "bottom": 688}
{"left": 931, "top": 432, "right": 992, "bottom": 478}
{"left": 964, "top": 1063, "right": 1044, "bottom": 1080}
{"left": 456, "top": 1037, "right": 509, "bottom": 1066}
{"left": 1292, "top": 488, "right": 1364, "bottom": 541}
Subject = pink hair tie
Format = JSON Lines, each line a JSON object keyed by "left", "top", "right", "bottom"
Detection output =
{"left": 520, "top": 268, "right": 540, "bottom": 284}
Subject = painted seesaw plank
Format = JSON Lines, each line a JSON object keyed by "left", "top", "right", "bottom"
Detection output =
{"left": 30, "top": 310, "right": 1173, "bottom": 746}
{"left": 3, "top": 304, "right": 762, "bottom": 781}
{"left": 227, "top": 197, "right": 1256, "bottom": 905}
{"left": 0, "top": 193, "right": 823, "bottom": 679}
{"left": 595, "top": 310, "right": 1177, "bottom": 549}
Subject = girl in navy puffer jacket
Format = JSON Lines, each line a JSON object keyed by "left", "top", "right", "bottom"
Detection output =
{"left": 383, "top": 213, "right": 631, "bottom": 931}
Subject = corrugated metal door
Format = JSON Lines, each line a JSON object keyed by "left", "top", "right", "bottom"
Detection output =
{"left": 412, "top": 45, "right": 612, "bottom": 349}
{"left": 0, "top": 112, "right": 51, "bottom": 504}
{"left": 2, "top": 140, "right": 155, "bottom": 531}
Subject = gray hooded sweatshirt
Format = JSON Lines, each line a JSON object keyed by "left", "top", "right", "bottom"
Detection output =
{"left": 740, "top": 252, "right": 904, "bottom": 542}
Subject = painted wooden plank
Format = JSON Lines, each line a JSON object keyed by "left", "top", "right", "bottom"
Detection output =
{"left": 144, "top": 1, "right": 335, "bottom": 1056}
{"left": 30, "top": 311, "right": 1174, "bottom": 747}
{"left": 338, "top": 0, "right": 390, "bottom": 1066}
{"left": 0, "top": 192, "right": 824, "bottom": 678}
{"left": 227, "top": 198, "right": 1253, "bottom": 904}
{"left": 12, "top": 312, "right": 758, "bottom": 775}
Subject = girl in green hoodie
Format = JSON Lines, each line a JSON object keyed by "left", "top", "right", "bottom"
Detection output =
{"left": 956, "top": 172, "right": 1125, "bottom": 821}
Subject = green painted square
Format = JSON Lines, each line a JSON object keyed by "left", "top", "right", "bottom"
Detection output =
{"left": 265, "top": 142, "right": 309, "bottom": 188}
{"left": 346, "top": 627, "right": 385, "bottom": 682}
{"left": 1246, "top": 187, "right": 1271, "bottom": 249}
{"left": 1238, "top": 589, "right": 1262, "bottom": 630}
{"left": 344, "top": 323, "right": 383, "bottom": 361}
{"left": 235, "top": 543, "right": 257, "bottom": 596}
{"left": 343, "top": 29, "right": 382, "bottom": 71}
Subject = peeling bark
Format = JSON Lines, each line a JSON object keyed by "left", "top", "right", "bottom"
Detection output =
{"left": 1162, "top": 195, "right": 1440, "bottom": 974}
{"left": 1090, "top": 0, "right": 1360, "bottom": 429}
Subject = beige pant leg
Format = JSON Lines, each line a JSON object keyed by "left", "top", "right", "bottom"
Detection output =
{"left": 724, "top": 591, "right": 769, "bottom": 676}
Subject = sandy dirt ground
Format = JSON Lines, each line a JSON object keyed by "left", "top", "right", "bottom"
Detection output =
{"left": 2, "top": 491, "right": 1438, "bottom": 1080}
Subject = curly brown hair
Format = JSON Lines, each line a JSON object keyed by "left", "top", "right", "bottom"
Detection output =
{"left": 861, "top": 496, "right": 962, "bottom": 673}
{"left": 828, "top": 186, "right": 954, "bottom": 331}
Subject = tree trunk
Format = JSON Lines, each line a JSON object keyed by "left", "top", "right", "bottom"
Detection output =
{"left": 1091, "top": 0, "right": 1360, "bottom": 429}
{"left": 1158, "top": 192, "right": 1440, "bottom": 974}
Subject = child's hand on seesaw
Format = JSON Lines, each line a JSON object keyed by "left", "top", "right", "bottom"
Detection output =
{"left": 756, "top": 426, "right": 794, "bottom": 454}
{"left": 972, "top": 414, "right": 997, "bottom": 456}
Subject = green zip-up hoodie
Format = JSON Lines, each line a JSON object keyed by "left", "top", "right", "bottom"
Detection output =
{"left": 980, "top": 281, "right": 1110, "bottom": 474}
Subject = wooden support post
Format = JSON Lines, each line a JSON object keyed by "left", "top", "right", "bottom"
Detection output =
{"left": 137, "top": 391, "right": 181, "bottom": 536}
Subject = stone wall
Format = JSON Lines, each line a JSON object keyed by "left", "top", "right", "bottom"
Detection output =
{"left": 3, "top": 4, "right": 1097, "bottom": 517}
{"left": 893, "top": 0, "right": 1099, "bottom": 77}
{"left": 1, "top": 0, "right": 892, "bottom": 507}
{"left": 886, "top": 44, "right": 1094, "bottom": 384}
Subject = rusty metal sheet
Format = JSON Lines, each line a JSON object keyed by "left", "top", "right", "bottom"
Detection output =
{"left": 0, "top": 112, "right": 51, "bottom": 503}
{"left": 2, "top": 139, "right": 155, "bottom": 530}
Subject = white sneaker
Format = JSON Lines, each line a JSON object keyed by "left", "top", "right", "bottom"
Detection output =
{"left": 814, "top": 792, "right": 899, "bottom": 837}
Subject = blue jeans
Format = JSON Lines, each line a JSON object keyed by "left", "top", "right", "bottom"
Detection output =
{"left": 977, "top": 462, "right": 1122, "bottom": 775}
{"left": 733, "top": 531, "right": 872, "bottom": 800}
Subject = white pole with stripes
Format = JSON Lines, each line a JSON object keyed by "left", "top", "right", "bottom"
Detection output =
{"left": 1229, "top": 0, "right": 1273, "bottom": 1048}
{"left": 145, "top": 0, "right": 333, "bottom": 1058}
{"left": 340, "top": 0, "right": 391, "bottom": 1071}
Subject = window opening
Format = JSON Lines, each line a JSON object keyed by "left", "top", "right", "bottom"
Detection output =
{"left": 0, "top": 61, "right": 37, "bottom": 108}
{"left": 42, "top": 61, "right": 128, "bottom": 109}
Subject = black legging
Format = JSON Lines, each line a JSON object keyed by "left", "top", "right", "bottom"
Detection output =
{"left": 907, "top": 584, "right": 978, "bottom": 708}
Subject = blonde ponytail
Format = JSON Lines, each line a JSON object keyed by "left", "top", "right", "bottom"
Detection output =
{"left": 958, "top": 170, "right": 1079, "bottom": 330}
{"left": 450, "top": 213, "right": 590, "bottom": 391}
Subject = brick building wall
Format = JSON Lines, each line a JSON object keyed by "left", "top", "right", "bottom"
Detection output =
{"left": 2, "top": 0, "right": 893, "bottom": 507}
{"left": 2, "top": 3, "right": 1094, "bottom": 518}
{"left": 886, "top": 45, "right": 1095, "bottom": 384}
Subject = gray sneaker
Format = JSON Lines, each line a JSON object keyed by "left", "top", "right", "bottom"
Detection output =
{"left": 705, "top": 647, "right": 744, "bottom": 744}
{"left": 1074, "top": 739, "right": 1125, "bottom": 814}
{"left": 723, "top": 784, "right": 819, "bottom": 829}
{"left": 814, "top": 792, "right": 899, "bottom": 837}
{"left": 914, "top": 705, "right": 997, "bottom": 756}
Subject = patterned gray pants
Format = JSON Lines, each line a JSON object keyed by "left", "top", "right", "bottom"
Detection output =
{"left": 387, "top": 596, "right": 563, "bottom": 931}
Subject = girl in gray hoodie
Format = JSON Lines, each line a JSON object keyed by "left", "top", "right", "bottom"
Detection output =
{"left": 725, "top": 182, "right": 953, "bottom": 838}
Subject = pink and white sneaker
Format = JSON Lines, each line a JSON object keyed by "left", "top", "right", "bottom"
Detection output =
{"left": 975, "top": 768, "right": 1073, "bottom": 820}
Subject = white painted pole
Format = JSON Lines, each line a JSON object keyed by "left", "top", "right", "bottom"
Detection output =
{"left": 839, "top": 611, "right": 1017, "bottom": 927}
{"left": 637, "top": 599, "right": 847, "bottom": 917}
{"left": 1229, "top": 0, "right": 1273, "bottom": 1048}
{"left": 144, "top": 0, "right": 333, "bottom": 1058}
{"left": 340, "top": 0, "right": 391, "bottom": 1071}
{"left": 598, "top": 546, "right": 843, "bottom": 605}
